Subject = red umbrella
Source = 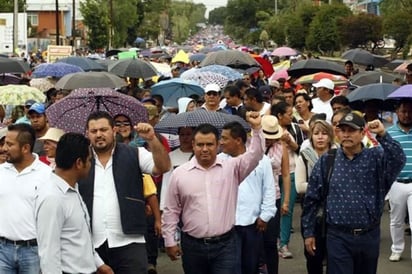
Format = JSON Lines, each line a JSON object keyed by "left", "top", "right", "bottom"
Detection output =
{"left": 250, "top": 54, "right": 274, "bottom": 77}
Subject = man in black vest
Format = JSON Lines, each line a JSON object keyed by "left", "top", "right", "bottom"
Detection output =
{"left": 79, "top": 111, "right": 171, "bottom": 274}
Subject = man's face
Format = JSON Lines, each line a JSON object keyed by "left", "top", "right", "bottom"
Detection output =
{"left": 3, "top": 131, "right": 25, "bottom": 164}
{"left": 278, "top": 106, "right": 293, "bottom": 126}
{"left": 332, "top": 103, "right": 345, "bottom": 113}
{"left": 78, "top": 151, "right": 92, "bottom": 179}
{"left": 243, "top": 75, "right": 251, "bottom": 86}
{"left": 0, "top": 137, "right": 7, "bottom": 164}
{"left": 283, "top": 92, "right": 294, "bottom": 106}
{"left": 243, "top": 95, "right": 254, "bottom": 111}
{"left": 205, "top": 91, "right": 220, "bottom": 108}
{"left": 219, "top": 129, "right": 240, "bottom": 157}
{"left": 86, "top": 118, "right": 115, "bottom": 153}
{"left": 43, "top": 140, "right": 57, "bottom": 158}
{"left": 224, "top": 92, "right": 237, "bottom": 107}
{"left": 345, "top": 64, "right": 353, "bottom": 76}
{"left": 338, "top": 125, "right": 364, "bottom": 150}
{"left": 28, "top": 113, "right": 47, "bottom": 131}
{"left": 192, "top": 132, "right": 218, "bottom": 168}
{"left": 396, "top": 102, "right": 412, "bottom": 128}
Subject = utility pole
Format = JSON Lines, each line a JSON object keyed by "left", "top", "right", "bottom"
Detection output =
{"left": 56, "top": 0, "right": 60, "bottom": 45}
{"left": 108, "top": 0, "right": 113, "bottom": 49}
{"left": 72, "top": 0, "right": 75, "bottom": 47}
{"left": 13, "top": 0, "right": 18, "bottom": 55}
{"left": 275, "top": 0, "right": 278, "bottom": 15}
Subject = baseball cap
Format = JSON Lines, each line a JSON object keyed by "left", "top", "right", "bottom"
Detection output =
{"left": 205, "top": 83, "right": 220, "bottom": 93}
{"left": 269, "top": 80, "right": 280, "bottom": 88}
{"left": 338, "top": 112, "right": 365, "bottom": 130}
{"left": 38, "top": 127, "right": 65, "bottom": 142}
{"left": 259, "top": 85, "right": 272, "bottom": 99}
{"left": 0, "top": 127, "right": 7, "bottom": 140}
{"left": 312, "top": 78, "right": 335, "bottom": 90}
{"left": 28, "top": 103, "right": 45, "bottom": 114}
{"left": 261, "top": 115, "right": 283, "bottom": 139}
{"left": 25, "top": 99, "right": 36, "bottom": 107}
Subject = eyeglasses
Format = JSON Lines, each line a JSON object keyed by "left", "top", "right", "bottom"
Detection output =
{"left": 206, "top": 91, "right": 219, "bottom": 96}
{"left": 115, "top": 121, "right": 131, "bottom": 127}
{"left": 243, "top": 78, "right": 250, "bottom": 81}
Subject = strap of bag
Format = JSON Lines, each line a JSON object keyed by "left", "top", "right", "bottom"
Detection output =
{"left": 322, "top": 148, "right": 337, "bottom": 199}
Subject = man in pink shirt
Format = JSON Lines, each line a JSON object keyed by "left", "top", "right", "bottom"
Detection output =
{"left": 161, "top": 111, "right": 265, "bottom": 274}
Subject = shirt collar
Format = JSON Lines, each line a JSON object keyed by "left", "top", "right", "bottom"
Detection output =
{"left": 186, "top": 155, "right": 223, "bottom": 170}
{"left": 4, "top": 153, "right": 48, "bottom": 173}
{"left": 53, "top": 173, "right": 77, "bottom": 194}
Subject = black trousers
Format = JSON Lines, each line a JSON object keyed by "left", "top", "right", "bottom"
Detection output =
{"left": 96, "top": 241, "right": 147, "bottom": 274}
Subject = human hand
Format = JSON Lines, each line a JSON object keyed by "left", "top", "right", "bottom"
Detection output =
{"left": 166, "top": 245, "right": 182, "bottom": 261}
{"left": 256, "top": 217, "right": 267, "bottom": 232}
{"left": 367, "top": 119, "right": 385, "bottom": 137}
{"left": 96, "top": 264, "right": 114, "bottom": 274}
{"left": 304, "top": 237, "right": 316, "bottom": 256}
{"left": 246, "top": 111, "right": 262, "bottom": 129}
{"left": 281, "top": 203, "right": 289, "bottom": 215}
{"left": 135, "top": 123, "right": 156, "bottom": 141}
{"left": 154, "top": 220, "right": 162, "bottom": 237}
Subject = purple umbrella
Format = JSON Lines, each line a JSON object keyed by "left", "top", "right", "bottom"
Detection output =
{"left": 32, "top": 63, "right": 84, "bottom": 78}
{"left": 46, "top": 88, "right": 148, "bottom": 134}
{"left": 0, "top": 73, "right": 22, "bottom": 85}
{"left": 387, "top": 84, "right": 412, "bottom": 99}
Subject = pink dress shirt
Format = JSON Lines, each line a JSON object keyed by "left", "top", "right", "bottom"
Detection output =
{"left": 162, "top": 128, "right": 265, "bottom": 247}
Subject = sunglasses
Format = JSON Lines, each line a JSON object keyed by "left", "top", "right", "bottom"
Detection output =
{"left": 115, "top": 121, "right": 131, "bottom": 127}
{"left": 206, "top": 91, "right": 219, "bottom": 96}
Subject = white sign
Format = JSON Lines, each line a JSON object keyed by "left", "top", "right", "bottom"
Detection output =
{"left": 0, "top": 13, "right": 28, "bottom": 54}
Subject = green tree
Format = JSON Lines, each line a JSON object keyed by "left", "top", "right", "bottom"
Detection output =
{"left": 208, "top": 7, "right": 226, "bottom": 25}
{"left": 80, "top": 0, "right": 109, "bottom": 49}
{"left": 338, "top": 13, "right": 383, "bottom": 52}
{"left": 306, "top": 3, "right": 351, "bottom": 54}
{"left": 0, "top": 0, "right": 26, "bottom": 12}
{"left": 285, "top": 3, "right": 318, "bottom": 50}
{"left": 380, "top": 0, "right": 412, "bottom": 15}
{"left": 383, "top": 10, "right": 412, "bottom": 58}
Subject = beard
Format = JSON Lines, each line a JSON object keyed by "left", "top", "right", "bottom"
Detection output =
{"left": 6, "top": 153, "right": 24, "bottom": 164}
{"left": 399, "top": 120, "right": 412, "bottom": 129}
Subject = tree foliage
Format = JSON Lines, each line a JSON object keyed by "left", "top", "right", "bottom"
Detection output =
{"left": 0, "top": 0, "right": 26, "bottom": 12}
{"left": 80, "top": 0, "right": 109, "bottom": 49}
{"left": 383, "top": 10, "right": 412, "bottom": 57}
{"left": 208, "top": 7, "right": 226, "bottom": 25}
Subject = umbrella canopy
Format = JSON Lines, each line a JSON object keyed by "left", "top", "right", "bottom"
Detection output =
{"left": 295, "top": 72, "right": 347, "bottom": 85}
{"left": 196, "top": 65, "right": 242, "bottom": 81}
{"left": 55, "top": 71, "right": 127, "bottom": 90}
{"left": 287, "top": 59, "right": 346, "bottom": 78}
{"left": 0, "top": 73, "right": 22, "bottom": 85}
{"left": 271, "top": 47, "right": 298, "bottom": 57}
{"left": 150, "top": 62, "right": 172, "bottom": 77}
{"left": 341, "top": 48, "right": 388, "bottom": 67}
{"left": 189, "top": 53, "right": 207, "bottom": 62}
{"left": 269, "top": 69, "right": 289, "bottom": 81}
{"left": 30, "top": 78, "right": 56, "bottom": 92}
{"left": 171, "top": 50, "right": 190, "bottom": 64}
{"left": 108, "top": 58, "right": 158, "bottom": 79}
{"left": 347, "top": 83, "right": 398, "bottom": 102}
{"left": 393, "top": 62, "right": 411, "bottom": 74}
{"left": 46, "top": 88, "right": 148, "bottom": 134}
{"left": 199, "top": 50, "right": 260, "bottom": 69}
{"left": 154, "top": 109, "right": 250, "bottom": 135}
{"left": 387, "top": 84, "right": 412, "bottom": 99}
{"left": 250, "top": 54, "right": 274, "bottom": 77}
{"left": 350, "top": 71, "right": 397, "bottom": 86}
{"left": 385, "top": 59, "right": 407, "bottom": 71}
{"left": 180, "top": 70, "right": 229, "bottom": 89}
{"left": 151, "top": 78, "right": 205, "bottom": 108}
{"left": 56, "top": 56, "right": 105, "bottom": 72}
{"left": 0, "top": 57, "right": 30, "bottom": 74}
{"left": 32, "top": 62, "right": 84, "bottom": 78}
{"left": 0, "top": 85, "right": 46, "bottom": 105}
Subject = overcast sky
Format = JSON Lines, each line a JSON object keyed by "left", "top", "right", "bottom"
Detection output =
{"left": 192, "top": 0, "right": 228, "bottom": 17}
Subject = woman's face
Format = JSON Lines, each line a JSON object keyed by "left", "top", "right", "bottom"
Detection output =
{"left": 278, "top": 106, "right": 293, "bottom": 126}
{"left": 295, "top": 96, "right": 309, "bottom": 114}
{"left": 43, "top": 140, "right": 58, "bottom": 158}
{"left": 311, "top": 124, "right": 330, "bottom": 151}
{"left": 186, "top": 101, "right": 196, "bottom": 112}
{"left": 114, "top": 115, "right": 132, "bottom": 140}
{"left": 258, "top": 70, "right": 265, "bottom": 78}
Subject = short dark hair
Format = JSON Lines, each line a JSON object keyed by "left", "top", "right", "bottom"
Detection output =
{"left": 294, "top": 93, "right": 313, "bottom": 110}
{"left": 407, "top": 63, "right": 412, "bottom": 72}
{"left": 152, "top": 94, "right": 164, "bottom": 105}
{"left": 7, "top": 123, "right": 35, "bottom": 152}
{"left": 271, "top": 101, "right": 290, "bottom": 118}
{"left": 234, "top": 79, "right": 249, "bottom": 89}
{"left": 56, "top": 133, "right": 90, "bottom": 170}
{"left": 245, "top": 88, "right": 263, "bottom": 103}
{"left": 224, "top": 85, "right": 241, "bottom": 98}
{"left": 86, "top": 111, "right": 114, "bottom": 129}
{"left": 345, "top": 60, "right": 354, "bottom": 66}
{"left": 282, "top": 88, "right": 294, "bottom": 95}
{"left": 222, "top": 121, "right": 247, "bottom": 144}
{"left": 331, "top": 95, "right": 350, "bottom": 107}
{"left": 192, "top": 123, "right": 219, "bottom": 142}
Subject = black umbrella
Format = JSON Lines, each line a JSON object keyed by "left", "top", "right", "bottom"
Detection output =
{"left": 55, "top": 71, "right": 127, "bottom": 90}
{"left": 0, "top": 57, "right": 30, "bottom": 73}
{"left": 287, "top": 59, "right": 346, "bottom": 78}
{"left": 342, "top": 49, "right": 388, "bottom": 68}
{"left": 347, "top": 83, "right": 398, "bottom": 111}
{"left": 350, "top": 71, "right": 397, "bottom": 86}
{"left": 385, "top": 59, "right": 406, "bottom": 71}
{"left": 199, "top": 50, "right": 260, "bottom": 69}
{"left": 108, "top": 58, "right": 158, "bottom": 79}
{"left": 56, "top": 56, "right": 106, "bottom": 72}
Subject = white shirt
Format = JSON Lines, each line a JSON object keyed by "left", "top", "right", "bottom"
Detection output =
{"left": 0, "top": 154, "right": 52, "bottom": 240}
{"left": 311, "top": 97, "right": 334, "bottom": 122}
{"left": 259, "top": 102, "right": 271, "bottom": 116}
{"left": 92, "top": 147, "right": 154, "bottom": 248}
{"left": 36, "top": 173, "right": 104, "bottom": 274}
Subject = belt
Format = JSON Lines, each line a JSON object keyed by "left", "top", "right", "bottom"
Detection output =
{"left": 328, "top": 223, "right": 379, "bottom": 236}
{"left": 0, "top": 237, "right": 37, "bottom": 246}
{"left": 397, "top": 179, "right": 412, "bottom": 184}
{"left": 183, "top": 228, "right": 234, "bottom": 244}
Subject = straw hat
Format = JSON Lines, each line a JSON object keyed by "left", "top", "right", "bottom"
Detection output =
{"left": 261, "top": 115, "right": 283, "bottom": 139}
{"left": 38, "top": 127, "right": 65, "bottom": 143}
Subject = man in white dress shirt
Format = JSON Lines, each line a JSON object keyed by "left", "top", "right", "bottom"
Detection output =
{"left": 36, "top": 133, "right": 113, "bottom": 274}
{"left": 0, "top": 123, "right": 52, "bottom": 273}
{"left": 311, "top": 78, "right": 335, "bottom": 122}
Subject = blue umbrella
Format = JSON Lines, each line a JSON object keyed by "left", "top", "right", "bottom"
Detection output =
{"left": 154, "top": 109, "right": 250, "bottom": 135}
{"left": 189, "top": 53, "right": 206, "bottom": 62}
{"left": 32, "top": 63, "right": 84, "bottom": 78}
{"left": 151, "top": 78, "right": 204, "bottom": 108}
{"left": 56, "top": 56, "right": 106, "bottom": 72}
{"left": 197, "top": 65, "right": 242, "bottom": 81}
{"left": 135, "top": 37, "right": 145, "bottom": 44}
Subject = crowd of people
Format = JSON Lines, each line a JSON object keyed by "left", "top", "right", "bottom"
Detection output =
{"left": 1, "top": 44, "right": 412, "bottom": 274}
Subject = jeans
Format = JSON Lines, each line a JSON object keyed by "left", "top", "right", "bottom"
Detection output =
{"left": 181, "top": 231, "right": 236, "bottom": 274}
{"left": 280, "top": 173, "right": 297, "bottom": 247}
{"left": 327, "top": 226, "right": 380, "bottom": 274}
{"left": 0, "top": 242, "right": 40, "bottom": 274}
{"left": 96, "top": 241, "right": 147, "bottom": 274}
{"left": 235, "top": 224, "right": 262, "bottom": 274}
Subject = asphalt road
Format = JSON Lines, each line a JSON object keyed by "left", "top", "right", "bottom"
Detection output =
{"left": 156, "top": 203, "right": 411, "bottom": 274}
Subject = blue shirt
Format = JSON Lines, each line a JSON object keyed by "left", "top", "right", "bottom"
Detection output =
{"left": 302, "top": 133, "right": 405, "bottom": 238}
{"left": 387, "top": 123, "right": 412, "bottom": 179}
